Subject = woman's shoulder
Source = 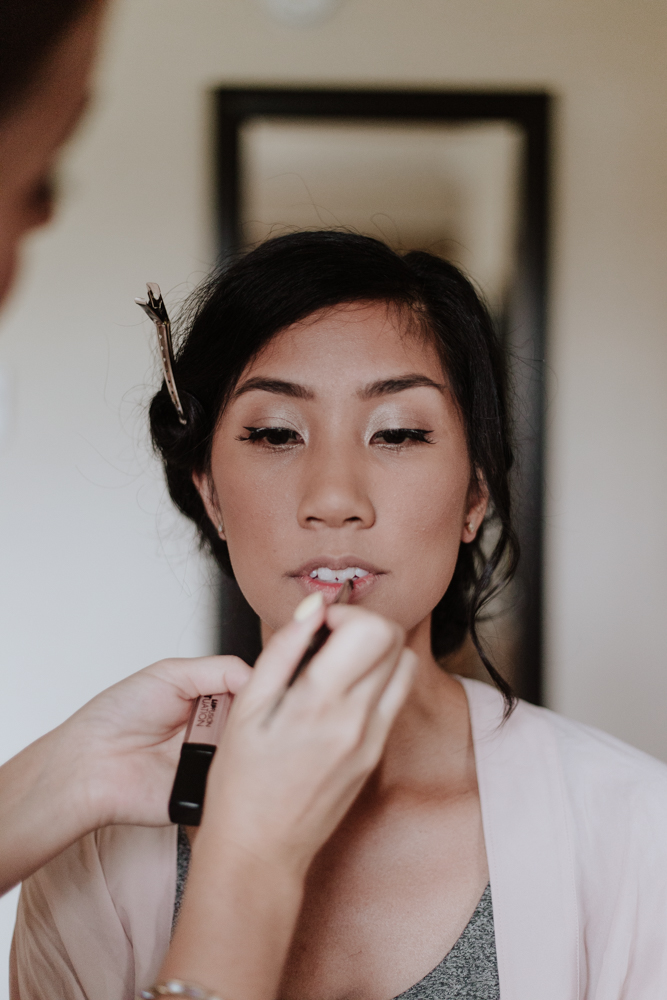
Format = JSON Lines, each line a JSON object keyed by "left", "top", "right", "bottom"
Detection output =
{"left": 462, "top": 676, "right": 667, "bottom": 829}
{"left": 543, "top": 701, "right": 667, "bottom": 793}
{"left": 463, "top": 675, "right": 667, "bottom": 772}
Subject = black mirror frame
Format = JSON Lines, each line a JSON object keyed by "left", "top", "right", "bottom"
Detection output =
{"left": 213, "top": 87, "right": 552, "bottom": 705}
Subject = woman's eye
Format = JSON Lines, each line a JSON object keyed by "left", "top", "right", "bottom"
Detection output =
{"left": 238, "top": 426, "right": 302, "bottom": 447}
{"left": 371, "top": 428, "right": 434, "bottom": 447}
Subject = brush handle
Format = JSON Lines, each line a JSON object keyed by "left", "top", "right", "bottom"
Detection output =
{"left": 286, "top": 622, "right": 332, "bottom": 688}
{"left": 286, "top": 580, "right": 352, "bottom": 688}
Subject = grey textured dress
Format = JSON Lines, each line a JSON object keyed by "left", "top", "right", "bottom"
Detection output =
{"left": 173, "top": 827, "right": 499, "bottom": 999}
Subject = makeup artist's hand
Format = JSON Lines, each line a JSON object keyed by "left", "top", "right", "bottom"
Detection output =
{"left": 0, "top": 655, "right": 251, "bottom": 896}
{"left": 161, "top": 600, "right": 416, "bottom": 999}
{"left": 200, "top": 599, "right": 416, "bottom": 874}
{"left": 72, "top": 655, "right": 253, "bottom": 827}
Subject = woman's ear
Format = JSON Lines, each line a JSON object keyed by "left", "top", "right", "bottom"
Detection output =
{"left": 461, "top": 478, "right": 489, "bottom": 544}
{"left": 192, "top": 472, "right": 226, "bottom": 540}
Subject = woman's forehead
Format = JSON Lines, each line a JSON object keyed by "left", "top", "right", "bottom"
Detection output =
{"left": 240, "top": 300, "right": 444, "bottom": 388}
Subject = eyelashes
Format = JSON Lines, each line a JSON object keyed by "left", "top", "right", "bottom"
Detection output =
{"left": 371, "top": 428, "right": 433, "bottom": 446}
{"left": 238, "top": 426, "right": 301, "bottom": 446}
{"left": 237, "top": 426, "right": 434, "bottom": 449}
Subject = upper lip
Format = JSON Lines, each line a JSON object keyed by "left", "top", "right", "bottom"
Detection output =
{"left": 288, "top": 556, "right": 387, "bottom": 578}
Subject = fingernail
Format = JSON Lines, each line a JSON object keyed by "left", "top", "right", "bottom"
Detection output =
{"left": 293, "top": 591, "right": 324, "bottom": 622}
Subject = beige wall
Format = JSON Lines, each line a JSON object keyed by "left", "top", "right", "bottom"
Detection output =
{"left": 1, "top": 0, "right": 667, "bottom": 986}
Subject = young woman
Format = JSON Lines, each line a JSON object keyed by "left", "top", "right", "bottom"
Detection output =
{"left": 13, "top": 233, "right": 667, "bottom": 1000}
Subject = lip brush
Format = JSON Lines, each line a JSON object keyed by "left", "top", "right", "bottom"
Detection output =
{"left": 287, "top": 579, "right": 353, "bottom": 688}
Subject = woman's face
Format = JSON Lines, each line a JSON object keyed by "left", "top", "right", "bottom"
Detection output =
{"left": 199, "top": 301, "right": 487, "bottom": 641}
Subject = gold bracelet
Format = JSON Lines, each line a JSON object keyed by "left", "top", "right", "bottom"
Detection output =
{"left": 139, "top": 980, "right": 224, "bottom": 1000}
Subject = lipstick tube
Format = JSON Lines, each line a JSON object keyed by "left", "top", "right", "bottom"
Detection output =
{"left": 168, "top": 693, "right": 231, "bottom": 826}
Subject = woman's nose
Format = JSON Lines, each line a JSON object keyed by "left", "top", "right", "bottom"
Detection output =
{"left": 297, "top": 448, "right": 376, "bottom": 531}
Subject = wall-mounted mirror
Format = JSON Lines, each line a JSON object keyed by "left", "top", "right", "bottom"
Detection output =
{"left": 242, "top": 119, "right": 521, "bottom": 322}
{"left": 214, "top": 88, "right": 551, "bottom": 703}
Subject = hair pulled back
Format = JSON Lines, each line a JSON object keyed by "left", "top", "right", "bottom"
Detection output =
{"left": 0, "top": 0, "right": 92, "bottom": 121}
{"left": 150, "top": 231, "right": 519, "bottom": 711}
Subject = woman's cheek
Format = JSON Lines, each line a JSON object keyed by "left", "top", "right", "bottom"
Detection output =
{"left": 220, "top": 474, "right": 300, "bottom": 629}
{"left": 216, "top": 449, "right": 291, "bottom": 532}
{"left": 364, "top": 475, "right": 464, "bottom": 630}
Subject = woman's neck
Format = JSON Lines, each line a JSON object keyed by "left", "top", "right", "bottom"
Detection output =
{"left": 258, "top": 608, "right": 476, "bottom": 799}
{"left": 371, "top": 614, "right": 476, "bottom": 797}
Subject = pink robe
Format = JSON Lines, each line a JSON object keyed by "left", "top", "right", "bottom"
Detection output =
{"left": 11, "top": 678, "right": 667, "bottom": 999}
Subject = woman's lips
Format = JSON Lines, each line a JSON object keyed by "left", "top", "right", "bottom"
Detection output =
{"left": 295, "top": 573, "right": 379, "bottom": 603}
{"left": 289, "top": 558, "right": 386, "bottom": 603}
{"left": 290, "top": 556, "right": 386, "bottom": 578}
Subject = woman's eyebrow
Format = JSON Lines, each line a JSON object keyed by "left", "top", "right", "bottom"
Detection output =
{"left": 232, "top": 374, "right": 445, "bottom": 401}
{"left": 232, "top": 377, "right": 315, "bottom": 400}
{"left": 359, "top": 374, "right": 446, "bottom": 398}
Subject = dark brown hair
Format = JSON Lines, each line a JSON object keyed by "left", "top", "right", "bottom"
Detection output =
{"left": 150, "top": 232, "right": 519, "bottom": 712}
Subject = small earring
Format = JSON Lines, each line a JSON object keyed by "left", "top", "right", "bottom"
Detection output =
{"left": 467, "top": 521, "right": 475, "bottom": 534}
{"left": 217, "top": 522, "right": 225, "bottom": 537}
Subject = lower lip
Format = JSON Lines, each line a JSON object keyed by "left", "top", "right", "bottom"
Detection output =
{"left": 295, "top": 573, "right": 380, "bottom": 602}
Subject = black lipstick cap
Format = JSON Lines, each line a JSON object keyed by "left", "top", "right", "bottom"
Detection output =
{"left": 168, "top": 743, "right": 217, "bottom": 826}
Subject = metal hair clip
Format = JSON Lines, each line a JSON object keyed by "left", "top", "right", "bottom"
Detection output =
{"left": 135, "top": 282, "right": 187, "bottom": 425}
